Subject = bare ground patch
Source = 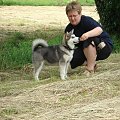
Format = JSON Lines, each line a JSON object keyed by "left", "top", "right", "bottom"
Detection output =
{"left": 0, "top": 6, "right": 99, "bottom": 40}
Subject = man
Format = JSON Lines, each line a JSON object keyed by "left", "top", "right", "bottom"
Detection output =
{"left": 64, "top": 1, "right": 113, "bottom": 76}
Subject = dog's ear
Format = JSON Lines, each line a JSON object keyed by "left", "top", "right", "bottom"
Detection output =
{"left": 62, "top": 34, "right": 66, "bottom": 44}
{"left": 62, "top": 33, "right": 68, "bottom": 44}
{"left": 64, "top": 32, "right": 69, "bottom": 40}
{"left": 70, "top": 29, "right": 74, "bottom": 34}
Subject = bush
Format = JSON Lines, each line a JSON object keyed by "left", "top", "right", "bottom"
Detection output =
{"left": 0, "top": 0, "right": 3, "bottom": 5}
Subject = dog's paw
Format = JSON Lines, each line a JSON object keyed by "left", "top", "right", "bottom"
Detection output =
{"left": 61, "top": 77, "right": 69, "bottom": 80}
{"left": 35, "top": 77, "right": 39, "bottom": 81}
{"left": 61, "top": 77, "right": 66, "bottom": 80}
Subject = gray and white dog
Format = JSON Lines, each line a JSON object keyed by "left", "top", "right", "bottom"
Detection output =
{"left": 32, "top": 30, "right": 79, "bottom": 80}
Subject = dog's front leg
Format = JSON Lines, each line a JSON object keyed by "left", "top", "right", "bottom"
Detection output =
{"left": 59, "top": 62, "right": 66, "bottom": 80}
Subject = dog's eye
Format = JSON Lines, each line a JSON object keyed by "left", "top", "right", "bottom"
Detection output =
{"left": 71, "top": 36, "right": 75, "bottom": 38}
{"left": 71, "top": 34, "right": 76, "bottom": 38}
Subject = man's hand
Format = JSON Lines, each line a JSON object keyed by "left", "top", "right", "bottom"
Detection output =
{"left": 80, "top": 33, "right": 89, "bottom": 41}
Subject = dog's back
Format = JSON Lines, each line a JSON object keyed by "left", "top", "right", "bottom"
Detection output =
{"left": 32, "top": 39, "right": 64, "bottom": 64}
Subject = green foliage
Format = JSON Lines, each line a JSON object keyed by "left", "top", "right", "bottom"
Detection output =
{"left": 112, "top": 35, "right": 120, "bottom": 53}
{"left": 0, "top": 0, "right": 94, "bottom": 6}
{"left": 95, "top": 0, "right": 120, "bottom": 34}
{"left": 0, "top": 0, "right": 3, "bottom": 5}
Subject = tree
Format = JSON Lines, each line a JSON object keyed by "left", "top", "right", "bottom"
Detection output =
{"left": 95, "top": 0, "right": 120, "bottom": 34}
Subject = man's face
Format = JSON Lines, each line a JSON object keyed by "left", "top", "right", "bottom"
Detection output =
{"left": 67, "top": 10, "right": 81, "bottom": 26}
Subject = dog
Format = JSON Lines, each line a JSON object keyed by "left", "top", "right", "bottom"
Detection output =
{"left": 32, "top": 30, "right": 79, "bottom": 80}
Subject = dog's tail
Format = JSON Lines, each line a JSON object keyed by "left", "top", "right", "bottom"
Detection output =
{"left": 32, "top": 39, "right": 48, "bottom": 51}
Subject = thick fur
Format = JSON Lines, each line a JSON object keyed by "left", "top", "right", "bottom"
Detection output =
{"left": 32, "top": 31, "right": 79, "bottom": 80}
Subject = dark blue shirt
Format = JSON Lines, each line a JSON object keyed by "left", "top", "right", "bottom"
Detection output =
{"left": 65, "top": 15, "right": 113, "bottom": 46}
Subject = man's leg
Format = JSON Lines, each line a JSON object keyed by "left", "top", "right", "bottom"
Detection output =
{"left": 70, "top": 47, "right": 86, "bottom": 69}
{"left": 83, "top": 44, "right": 96, "bottom": 71}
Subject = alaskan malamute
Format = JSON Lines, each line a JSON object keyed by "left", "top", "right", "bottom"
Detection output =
{"left": 32, "top": 30, "right": 79, "bottom": 80}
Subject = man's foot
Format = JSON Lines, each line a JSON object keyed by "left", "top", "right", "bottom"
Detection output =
{"left": 83, "top": 64, "right": 97, "bottom": 77}
{"left": 83, "top": 69, "right": 94, "bottom": 77}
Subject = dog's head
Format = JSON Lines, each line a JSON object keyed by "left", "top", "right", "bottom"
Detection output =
{"left": 63, "top": 29, "right": 79, "bottom": 49}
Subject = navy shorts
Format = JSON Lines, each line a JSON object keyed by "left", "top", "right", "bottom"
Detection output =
{"left": 70, "top": 37, "right": 113, "bottom": 69}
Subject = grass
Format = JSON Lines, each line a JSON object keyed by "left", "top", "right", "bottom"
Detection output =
{"left": 0, "top": 107, "right": 19, "bottom": 116}
{"left": 0, "top": 64, "right": 63, "bottom": 97}
{"left": 0, "top": 53, "right": 120, "bottom": 97}
{"left": 0, "top": 0, "right": 95, "bottom": 6}
{"left": 0, "top": 32, "right": 32, "bottom": 70}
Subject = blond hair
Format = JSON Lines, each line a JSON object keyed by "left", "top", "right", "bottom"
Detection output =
{"left": 66, "top": 1, "right": 82, "bottom": 15}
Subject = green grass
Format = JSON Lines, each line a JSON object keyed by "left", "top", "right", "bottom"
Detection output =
{"left": 0, "top": 0, "right": 95, "bottom": 6}
{"left": 1, "top": 41, "right": 31, "bottom": 69}
{"left": 0, "top": 107, "right": 19, "bottom": 116}
{"left": 0, "top": 32, "right": 32, "bottom": 70}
